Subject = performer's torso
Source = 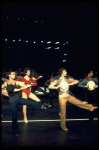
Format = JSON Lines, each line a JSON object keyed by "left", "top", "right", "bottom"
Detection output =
{"left": 56, "top": 77, "right": 70, "bottom": 97}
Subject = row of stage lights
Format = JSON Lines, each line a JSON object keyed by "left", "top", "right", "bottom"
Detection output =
{"left": 5, "top": 17, "right": 44, "bottom": 22}
{"left": 4, "top": 39, "right": 68, "bottom": 49}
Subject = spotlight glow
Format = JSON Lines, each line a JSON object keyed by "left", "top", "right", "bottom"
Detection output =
{"left": 54, "top": 47, "right": 60, "bottom": 49}
{"left": 63, "top": 60, "right": 66, "bottom": 62}
{"left": 41, "top": 41, "right": 43, "bottom": 43}
{"left": 19, "top": 39, "right": 21, "bottom": 41}
{"left": 26, "top": 40, "right": 28, "bottom": 42}
{"left": 5, "top": 39, "right": 7, "bottom": 41}
{"left": 55, "top": 42, "right": 60, "bottom": 44}
{"left": 33, "top": 41, "right": 36, "bottom": 43}
{"left": 47, "top": 41, "right": 51, "bottom": 44}
{"left": 13, "top": 40, "right": 15, "bottom": 42}
{"left": 48, "top": 47, "right": 51, "bottom": 49}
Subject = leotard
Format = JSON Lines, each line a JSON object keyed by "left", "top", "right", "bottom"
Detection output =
{"left": 16, "top": 77, "right": 37, "bottom": 96}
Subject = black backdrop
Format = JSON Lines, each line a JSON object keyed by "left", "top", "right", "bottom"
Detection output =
{"left": 1, "top": 2, "right": 98, "bottom": 78}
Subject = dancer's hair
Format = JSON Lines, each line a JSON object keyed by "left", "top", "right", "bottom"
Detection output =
{"left": 23, "top": 67, "right": 31, "bottom": 76}
{"left": 8, "top": 71, "right": 15, "bottom": 75}
{"left": 58, "top": 68, "right": 66, "bottom": 76}
{"left": 30, "top": 69, "right": 35, "bottom": 77}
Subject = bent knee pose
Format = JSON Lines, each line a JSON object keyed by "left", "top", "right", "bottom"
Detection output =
{"left": 16, "top": 67, "right": 46, "bottom": 123}
{"left": 48, "top": 68, "right": 98, "bottom": 131}
{"left": 1, "top": 71, "right": 46, "bottom": 134}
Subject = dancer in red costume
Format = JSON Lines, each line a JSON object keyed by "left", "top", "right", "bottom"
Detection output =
{"left": 16, "top": 67, "right": 46, "bottom": 123}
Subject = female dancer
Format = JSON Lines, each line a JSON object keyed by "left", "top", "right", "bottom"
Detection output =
{"left": 1, "top": 71, "right": 46, "bottom": 135}
{"left": 48, "top": 68, "right": 98, "bottom": 131}
{"left": 16, "top": 67, "right": 46, "bottom": 123}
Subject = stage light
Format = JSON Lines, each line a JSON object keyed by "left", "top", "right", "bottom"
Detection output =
{"left": 64, "top": 54, "right": 68, "bottom": 56}
{"left": 17, "top": 18, "right": 19, "bottom": 20}
{"left": 26, "top": 40, "right": 28, "bottom": 42}
{"left": 55, "top": 42, "right": 59, "bottom": 44}
{"left": 54, "top": 47, "right": 60, "bottom": 49}
{"left": 63, "top": 60, "right": 66, "bottom": 62}
{"left": 66, "top": 42, "right": 68, "bottom": 44}
{"left": 19, "top": 39, "right": 21, "bottom": 41}
{"left": 9, "top": 47, "right": 10, "bottom": 49}
{"left": 63, "top": 43, "right": 66, "bottom": 45}
{"left": 41, "top": 41, "right": 43, "bottom": 43}
{"left": 13, "top": 40, "right": 15, "bottom": 42}
{"left": 46, "top": 47, "right": 48, "bottom": 49}
{"left": 33, "top": 41, "right": 36, "bottom": 43}
{"left": 48, "top": 47, "right": 51, "bottom": 49}
{"left": 47, "top": 41, "right": 51, "bottom": 44}
{"left": 5, "top": 39, "right": 7, "bottom": 41}
{"left": 35, "top": 21, "right": 38, "bottom": 22}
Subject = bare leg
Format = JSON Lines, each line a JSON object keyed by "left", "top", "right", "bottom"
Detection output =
{"left": 22, "top": 92, "right": 28, "bottom": 123}
{"left": 28, "top": 93, "right": 46, "bottom": 109}
{"left": 28, "top": 92, "right": 41, "bottom": 102}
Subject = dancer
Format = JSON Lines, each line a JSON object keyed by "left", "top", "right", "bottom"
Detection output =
{"left": 45, "top": 75, "right": 58, "bottom": 107}
{"left": 78, "top": 70, "right": 98, "bottom": 121}
{"left": 30, "top": 69, "right": 48, "bottom": 95}
{"left": 16, "top": 67, "right": 46, "bottom": 123}
{"left": 52, "top": 71, "right": 88, "bottom": 115}
{"left": 78, "top": 70, "right": 98, "bottom": 105}
{"left": 48, "top": 68, "right": 98, "bottom": 131}
{"left": 1, "top": 71, "right": 46, "bottom": 135}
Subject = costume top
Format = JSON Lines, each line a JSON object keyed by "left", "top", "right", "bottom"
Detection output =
{"left": 6, "top": 81, "right": 19, "bottom": 96}
{"left": 16, "top": 77, "right": 37, "bottom": 96}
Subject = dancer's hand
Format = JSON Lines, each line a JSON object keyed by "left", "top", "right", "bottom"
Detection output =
{"left": 94, "top": 85, "right": 98, "bottom": 89}
{"left": 55, "top": 85, "right": 60, "bottom": 89}
{"left": 85, "top": 85, "right": 88, "bottom": 88}
{"left": 39, "top": 76, "right": 43, "bottom": 78}
{"left": 27, "top": 84, "right": 32, "bottom": 88}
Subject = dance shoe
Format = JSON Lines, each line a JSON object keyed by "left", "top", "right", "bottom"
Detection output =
{"left": 41, "top": 104, "right": 47, "bottom": 109}
{"left": 24, "top": 117, "right": 28, "bottom": 123}
{"left": 63, "top": 128, "right": 69, "bottom": 131}
{"left": 91, "top": 106, "right": 98, "bottom": 111}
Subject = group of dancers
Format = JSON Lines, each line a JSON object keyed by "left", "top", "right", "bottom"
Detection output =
{"left": 1, "top": 67, "right": 98, "bottom": 135}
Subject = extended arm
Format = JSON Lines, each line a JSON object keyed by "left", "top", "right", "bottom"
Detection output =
{"left": 48, "top": 80, "right": 59, "bottom": 89}
{"left": 78, "top": 79, "right": 88, "bottom": 88}
{"left": 68, "top": 77, "right": 79, "bottom": 85}
{"left": 31, "top": 78, "right": 37, "bottom": 86}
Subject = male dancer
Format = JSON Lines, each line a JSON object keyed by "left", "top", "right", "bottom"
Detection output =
{"left": 78, "top": 70, "right": 98, "bottom": 121}
{"left": 78, "top": 70, "right": 98, "bottom": 105}
{"left": 1, "top": 71, "right": 46, "bottom": 135}
{"left": 52, "top": 71, "right": 88, "bottom": 115}
{"left": 48, "top": 68, "right": 98, "bottom": 131}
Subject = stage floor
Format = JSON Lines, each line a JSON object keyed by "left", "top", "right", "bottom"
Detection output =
{"left": 1, "top": 95, "right": 98, "bottom": 147}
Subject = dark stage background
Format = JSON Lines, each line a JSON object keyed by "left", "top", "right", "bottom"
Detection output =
{"left": 1, "top": 2, "right": 98, "bottom": 79}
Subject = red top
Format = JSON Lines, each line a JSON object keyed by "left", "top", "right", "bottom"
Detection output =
{"left": 16, "top": 77, "right": 37, "bottom": 96}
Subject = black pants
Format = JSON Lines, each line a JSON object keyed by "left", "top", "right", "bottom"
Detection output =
{"left": 88, "top": 90, "right": 97, "bottom": 121}
{"left": 9, "top": 93, "right": 42, "bottom": 134}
